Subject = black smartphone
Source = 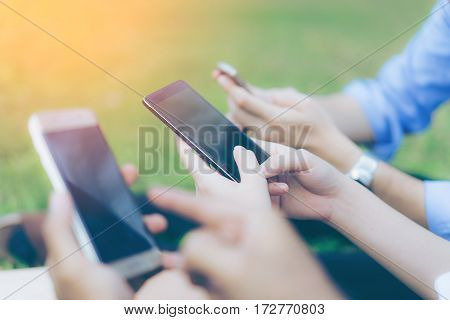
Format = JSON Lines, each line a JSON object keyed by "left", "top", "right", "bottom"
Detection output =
{"left": 29, "top": 109, "right": 161, "bottom": 289}
{"left": 142, "top": 80, "right": 269, "bottom": 182}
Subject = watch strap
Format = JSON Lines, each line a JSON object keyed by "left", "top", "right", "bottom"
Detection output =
{"left": 346, "top": 154, "right": 378, "bottom": 189}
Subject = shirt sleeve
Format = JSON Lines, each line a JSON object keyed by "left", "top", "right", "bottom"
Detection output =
{"left": 425, "top": 181, "right": 450, "bottom": 241}
{"left": 343, "top": 0, "right": 450, "bottom": 160}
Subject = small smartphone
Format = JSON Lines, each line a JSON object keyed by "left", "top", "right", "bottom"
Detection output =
{"left": 142, "top": 80, "right": 269, "bottom": 182}
{"left": 28, "top": 109, "right": 161, "bottom": 289}
{"left": 216, "top": 61, "right": 252, "bottom": 93}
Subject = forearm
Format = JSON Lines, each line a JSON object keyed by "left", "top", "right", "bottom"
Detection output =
{"left": 316, "top": 93, "right": 374, "bottom": 143}
{"left": 372, "top": 162, "right": 426, "bottom": 227}
{"left": 322, "top": 134, "right": 427, "bottom": 228}
{"left": 330, "top": 180, "right": 450, "bottom": 299}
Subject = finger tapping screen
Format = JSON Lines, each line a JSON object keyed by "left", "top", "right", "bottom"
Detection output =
{"left": 44, "top": 126, "right": 155, "bottom": 263}
{"left": 144, "top": 80, "right": 269, "bottom": 182}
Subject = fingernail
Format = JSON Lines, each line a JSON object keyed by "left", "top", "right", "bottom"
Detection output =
{"left": 212, "top": 70, "right": 220, "bottom": 79}
{"left": 278, "top": 183, "right": 289, "bottom": 192}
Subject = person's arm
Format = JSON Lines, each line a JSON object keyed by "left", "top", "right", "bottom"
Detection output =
{"left": 220, "top": 1, "right": 450, "bottom": 161}
{"left": 325, "top": 135, "right": 450, "bottom": 235}
{"left": 327, "top": 135, "right": 427, "bottom": 227}
{"left": 339, "top": 0, "right": 450, "bottom": 160}
{"left": 315, "top": 93, "right": 374, "bottom": 143}
{"left": 331, "top": 177, "right": 450, "bottom": 299}
{"left": 260, "top": 145, "right": 450, "bottom": 299}
{"left": 308, "top": 0, "right": 450, "bottom": 233}
{"left": 371, "top": 162, "right": 425, "bottom": 226}
{"left": 218, "top": 72, "right": 445, "bottom": 232}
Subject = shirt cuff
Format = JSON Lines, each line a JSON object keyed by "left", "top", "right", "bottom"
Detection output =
{"left": 425, "top": 181, "right": 450, "bottom": 241}
{"left": 343, "top": 81, "right": 403, "bottom": 161}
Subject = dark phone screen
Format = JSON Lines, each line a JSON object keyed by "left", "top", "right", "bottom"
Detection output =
{"left": 144, "top": 81, "right": 269, "bottom": 182}
{"left": 45, "top": 126, "right": 155, "bottom": 263}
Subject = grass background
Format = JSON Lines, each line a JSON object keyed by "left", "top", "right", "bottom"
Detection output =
{"left": 1, "top": 0, "right": 449, "bottom": 266}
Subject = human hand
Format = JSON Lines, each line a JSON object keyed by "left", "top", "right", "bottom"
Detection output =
{"left": 150, "top": 189, "right": 340, "bottom": 299}
{"left": 43, "top": 192, "right": 134, "bottom": 299}
{"left": 135, "top": 269, "right": 208, "bottom": 300}
{"left": 176, "top": 138, "right": 284, "bottom": 210}
{"left": 257, "top": 140, "right": 352, "bottom": 221}
{"left": 214, "top": 75, "right": 363, "bottom": 172}
{"left": 44, "top": 165, "right": 206, "bottom": 300}
{"left": 212, "top": 69, "right": 306, "bottom": 107}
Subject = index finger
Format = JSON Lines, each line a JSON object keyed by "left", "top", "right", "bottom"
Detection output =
{"left": 43, "top": 193, "right": 85, "bottom": 264}
{"left": 216, "top": 75, "right": 280, "bottom": 120}
{"left": 147, "top": 188, "right": 239, "bottom": 229}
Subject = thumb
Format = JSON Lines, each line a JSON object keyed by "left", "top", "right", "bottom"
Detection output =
{"left": 43, "top": 192, "right": 84, "bottom": 263}
{"left": 233, "top": 146, "right": 261, "bottom": 182}
{"left": 182, "top": 230, "right": 237, "bottom": 286}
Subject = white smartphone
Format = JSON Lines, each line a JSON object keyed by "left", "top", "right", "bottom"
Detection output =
{"left": 216, "top": 61, "right": 252, "bottom": 93}
{"left": 28, "top": 109, "right": 161, "bottom": 289}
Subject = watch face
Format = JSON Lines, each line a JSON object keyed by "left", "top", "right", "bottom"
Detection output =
{"left": 348, "top": 155, "right": 378, "bottom": 189}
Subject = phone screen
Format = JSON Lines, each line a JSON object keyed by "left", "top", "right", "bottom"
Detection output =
{"left": 144, "top": 80, "right": 269, "bottom": 182}
{"left": 44, "top": 126, "right": 156, "bottom": 263}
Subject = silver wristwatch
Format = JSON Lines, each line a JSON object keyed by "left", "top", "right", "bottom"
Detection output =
{"left": 346, "top": 154, "right": 378, "bottom": 189}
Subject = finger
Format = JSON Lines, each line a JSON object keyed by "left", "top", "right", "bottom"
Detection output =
{"left": 161, "top": 252, "right": 186, "bottom": 269}
{"left": 247, "top": 84, "right": 272, "bottom": 102}
{"left": 270, "top": 88, "right": 305, "bottom": 107}
{"left": 252, "top": 138, "right": 280, "bottom": 155}
{"left": 43, "top": 193, "right": 84, "bottom": 263}
{"left": 136, "top": 269, "right": 208, "bottom": 300}
{"left": 232, "top": 107, "right": 265, "bottom": 128}
{"left": 182, "top": 230, "right": 237, "bottom": 283}
{"left": 148, "top": 189, "right": 241, "bottom": 237}
{"left": 268, "top": 182, "right": 289, "bottom": 196}
{"left": 259, "top": 149, "right": 311, "bottom": 179}
{"left": 143, "top": 214, "right": 168, "bottom": 234}
{"left": 121, "top": 164, "right": 138, "bottom": 186}
{"left": 233, "top": 146, "right": 261, "bottom": 182}
{"left": 176, "top": 137, "right": 216, "bottom": 176}
{"left": 211, "top": 69, "right": 221, "bottom": 79}
{"left": 217, "top": 75, "right": 280, "bottom": 120}
{"left": 147, "top": 189, "right": 225, "bottom": 227}
{"left": 212, "top": 70, "right": 267, "bottom": 101}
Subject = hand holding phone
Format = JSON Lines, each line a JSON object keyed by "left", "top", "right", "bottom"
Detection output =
{"left": 29, "top": 109, "right": 162, "bottom": 290}
{"left": 143, "top": 81, "right": 269, "bottom": 182}
{"left": 215, "top": 61, "right": 252, "bottom": 93}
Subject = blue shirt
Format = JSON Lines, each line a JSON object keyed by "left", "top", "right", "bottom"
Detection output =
{"left": 343, "top": 0, "right": 450, "bottom": 239}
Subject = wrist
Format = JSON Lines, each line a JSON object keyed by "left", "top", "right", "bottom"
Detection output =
{"left": 327, "top": 177, "right": 368, "bottom": 225}
{"left": 315, "top": 131, "right": 363, "bottom": 173}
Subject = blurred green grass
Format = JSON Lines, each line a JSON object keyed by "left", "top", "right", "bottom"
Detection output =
{"left": 0, "top": 0, "right": 449, "bottom": 260}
